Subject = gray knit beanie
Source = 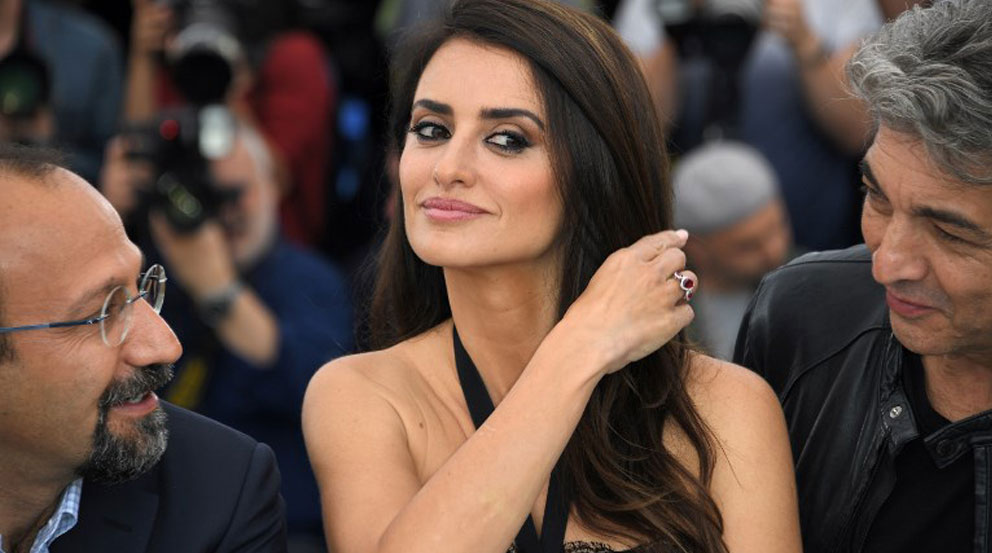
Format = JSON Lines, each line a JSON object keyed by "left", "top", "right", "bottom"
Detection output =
{"left": 672, "top": 141, "right": 779, "bottom": 235}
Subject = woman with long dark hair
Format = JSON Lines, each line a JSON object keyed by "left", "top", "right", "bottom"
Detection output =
{"left": 303, "top": 1, "right": 800, "bottom": 551}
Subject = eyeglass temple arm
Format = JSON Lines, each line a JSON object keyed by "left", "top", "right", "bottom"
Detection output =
{"left": 0, "top": 318, "right": 104, "bottom": 334}
{"left": 0, "top": 286, "right": 152, "bottom": 335}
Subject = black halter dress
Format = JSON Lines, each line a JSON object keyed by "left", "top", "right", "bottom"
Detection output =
{"left": 453, "top": 325, "right": 658, "bottom": 553}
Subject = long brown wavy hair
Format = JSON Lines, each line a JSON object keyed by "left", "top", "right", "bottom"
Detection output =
{"left": 370, "top": 1, "right": 726, "bottom": 551}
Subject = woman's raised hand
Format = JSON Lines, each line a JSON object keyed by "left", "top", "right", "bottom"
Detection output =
{"left": 560, "top": 229, "right": 696, "bottom": 376}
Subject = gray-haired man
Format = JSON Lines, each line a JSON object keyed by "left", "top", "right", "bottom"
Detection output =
{"left": 734, "top": 1, "right": 992, "bottom": 552}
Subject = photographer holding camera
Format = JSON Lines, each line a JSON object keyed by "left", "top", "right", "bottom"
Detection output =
{"left": 101, "top": 116, "right": 353, "bottom": 551}
{"left": 123, "top": 0, "right": 334, "bottom": 250}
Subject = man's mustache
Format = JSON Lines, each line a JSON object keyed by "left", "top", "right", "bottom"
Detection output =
{"left": 98, "top": 363, "right": 175, "bottom": 409}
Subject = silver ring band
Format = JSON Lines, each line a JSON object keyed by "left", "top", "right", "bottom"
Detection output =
{"left": 672, "top": 271, "right": 695, "bottom": 301}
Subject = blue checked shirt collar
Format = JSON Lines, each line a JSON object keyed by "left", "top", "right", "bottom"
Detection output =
{"left": 0, "top": 478, "right": 82, "bottom": 553}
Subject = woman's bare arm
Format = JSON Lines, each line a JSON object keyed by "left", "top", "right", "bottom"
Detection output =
{"left": 683, "top": 357, "right": 802, "bottom": 553}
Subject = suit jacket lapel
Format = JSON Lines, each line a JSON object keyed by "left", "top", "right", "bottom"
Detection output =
{"left": 50, "top": 469, "right": 159, "bottom": 552}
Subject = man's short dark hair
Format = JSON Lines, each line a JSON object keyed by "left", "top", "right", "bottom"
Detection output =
{"left": 0, "top": 142, "right": 66, "bottom": 178}
{"left": 0, "top": 144, "right": 67, "bottom": 362}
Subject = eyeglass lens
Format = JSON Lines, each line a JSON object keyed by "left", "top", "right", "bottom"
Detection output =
{"left": 100, "top": 286, "right": 132, "bottom": 346}
{"left": 99, "top": 265, "right": 167, "bottom": 346}
{"left": 140, "top": 265, "right": 166, "bottom": 314}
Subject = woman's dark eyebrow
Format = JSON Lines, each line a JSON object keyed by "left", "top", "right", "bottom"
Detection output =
{"left": 412, "top": 99, "right": 452, "bottom": 115}
{"left": 480, "top": 107, "right": 545, "bottom": 130}
{"left": 412, "top": 99, "right": 545, "bottom": 131}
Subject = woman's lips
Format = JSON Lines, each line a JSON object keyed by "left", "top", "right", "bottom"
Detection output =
{"left": 421, "top": 197, "right": 488, "bottom": 221}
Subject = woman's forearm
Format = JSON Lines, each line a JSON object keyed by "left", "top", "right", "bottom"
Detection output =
{"left": 376, "top": 325, "right": 603, "bottom": 553}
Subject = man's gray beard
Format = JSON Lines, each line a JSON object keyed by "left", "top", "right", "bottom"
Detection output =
{"left": 77, "top": 364, "right": 174, "bottom": 484}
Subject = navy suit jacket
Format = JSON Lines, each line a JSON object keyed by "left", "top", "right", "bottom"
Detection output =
{"left": 51, "top": 402, "right": 287, "bottom": 552}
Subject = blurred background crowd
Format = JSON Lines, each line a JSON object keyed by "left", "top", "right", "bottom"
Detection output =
{"left": 0, "top": 0, "right": 927, "bottom": 550}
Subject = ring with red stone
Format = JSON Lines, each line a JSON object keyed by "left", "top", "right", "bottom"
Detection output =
{"left": 672, "top": 271, "right": 695, "bottom": 301}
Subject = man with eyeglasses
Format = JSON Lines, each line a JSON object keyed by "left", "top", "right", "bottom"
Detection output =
{"left": 0, "top": 145, "right": 286, "bottom": 552}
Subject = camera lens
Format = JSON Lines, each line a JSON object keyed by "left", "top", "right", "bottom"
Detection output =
{"left": 0, "top": 51, "right": 49, "bottom": 118}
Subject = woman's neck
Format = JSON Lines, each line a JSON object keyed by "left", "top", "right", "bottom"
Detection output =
{"left": 445, "top": 261, "right": 560, "bottom": 404}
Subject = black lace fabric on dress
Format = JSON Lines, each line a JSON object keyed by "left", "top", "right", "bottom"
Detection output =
{"left": 507, "top": 541, "right": 650, "bottom": 553}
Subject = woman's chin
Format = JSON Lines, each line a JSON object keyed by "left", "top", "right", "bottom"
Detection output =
{"left": 411, "top": 248, "right": 487, "bottom": 269}
{"left": 407, "top": 228, "right": 561, "bottom": 272}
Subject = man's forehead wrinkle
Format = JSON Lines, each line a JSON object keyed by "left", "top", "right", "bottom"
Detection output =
{"left": 870, "top": 127, "right": 992, "bottom": 242}
{"left": 872, "top": 129, "right": 962, "bottom": 192}
{"left": 875, "top": 126, "right": 973, "bottom": 189}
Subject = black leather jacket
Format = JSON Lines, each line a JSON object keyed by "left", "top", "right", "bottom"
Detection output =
{"left": 734, "top": 246, "right": 992, "bottom": 553}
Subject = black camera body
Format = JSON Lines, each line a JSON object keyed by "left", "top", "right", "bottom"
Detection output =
{"left": 159, "top": 0, "right": 287, "bottom": 106}
{"left": 161, "top": 0, "right": 243, "bottom": 106}
{"left": 125, "top": 106, "right": 237, "bottom": 233}
{"left": 0, "top": 48, "right": 50, "bottom": 120}
{"left": 658, "top": 0, "right": 761, "bottom": 69}
{"left": 656, "top": 0, "right": 762, "bottom": 143}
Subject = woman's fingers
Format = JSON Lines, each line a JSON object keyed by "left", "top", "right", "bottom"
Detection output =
{"left": 561, "top": 229, "right": 702, "bottom": 375}
{"left": 654, "top": 246, "right": 688, "bottom": 279}
{"left": 629, "top": 229, "right": 689, "bottom": 261}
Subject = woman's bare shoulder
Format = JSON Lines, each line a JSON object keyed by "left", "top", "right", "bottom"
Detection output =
{"left": 664, "top": 353, "right": 783, "bottom": 467}
{"left": 685, "top": 352, "right": 781, "bottom": 423}
{"left": 682, "top": 353, "right": 792, "bottom": 480}
{"left": 304, "top": 323, "right": 451, "bottom": 412}
{"left": 682, "top": 357, "right": 801, "bottom": 550}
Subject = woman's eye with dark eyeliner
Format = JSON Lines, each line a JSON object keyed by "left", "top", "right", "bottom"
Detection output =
{"left": 487, "top": 131, "right": 530, "bottom": 153}
{"left": 409, "top": 121, "right": 449, "bottom": 141}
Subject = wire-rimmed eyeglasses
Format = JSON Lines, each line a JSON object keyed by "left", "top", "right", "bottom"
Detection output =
{"left": 0, "top": 264, "right": 167, "bottom": 346}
